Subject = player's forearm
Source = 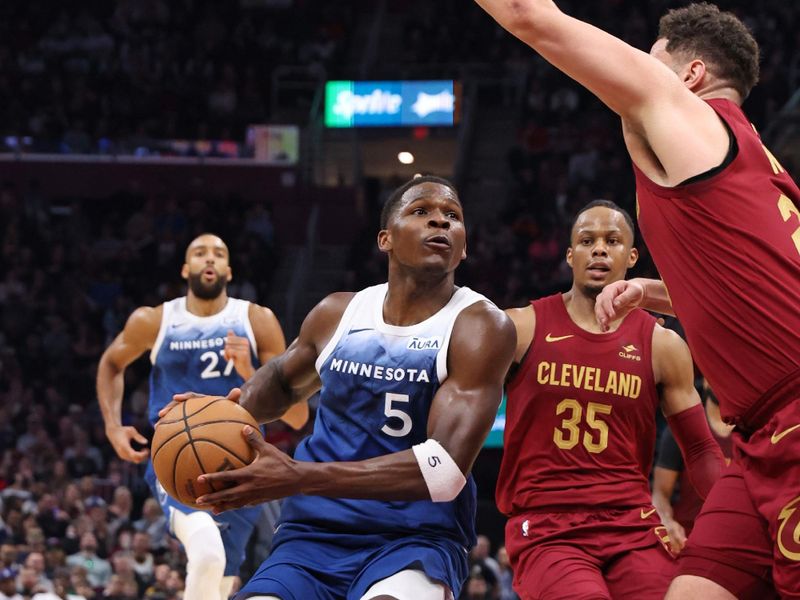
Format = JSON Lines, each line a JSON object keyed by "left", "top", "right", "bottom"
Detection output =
{"left": 667, "top": 404, "right": 724, "bottom": 499}
{"left": 97, "top": 358, "right": 125, "bottom": 429}
{"left": 474, "top": 0, "right": 557, "bottom": 39}
{"left": 651, "top": 487, "right": 675, "bottom": 524}
{"left": 633, "top": 278, "right": 675, "bottom": 316}
{"left": 295, "top": 449, "right": 431, "bottom": 501}
{"left": 239, "top": 358, "right": 303, "bottom": 423}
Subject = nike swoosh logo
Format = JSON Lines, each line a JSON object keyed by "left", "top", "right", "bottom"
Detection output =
{"left": 349, "top": 328, "right": 374, "bottom": 334}
{"left": 771, "top": 424, "right": 800, "bottom": 444}
{"left": 545, "top": 333, "right": 574, "bottom": 342}
{"left": 641, "top": 508, "right": 657, "bottom": 519}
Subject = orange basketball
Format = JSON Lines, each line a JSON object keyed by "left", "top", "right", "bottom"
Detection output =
{"left": 151, "top": 395, "right": 258, "bottom": 509}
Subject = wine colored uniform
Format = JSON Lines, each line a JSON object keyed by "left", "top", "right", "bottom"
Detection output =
{"left": 634, "top": 98, "right": 800, "bottom": 598}
{"left": 497, "top": 294, "right": 674, "bottom": 600}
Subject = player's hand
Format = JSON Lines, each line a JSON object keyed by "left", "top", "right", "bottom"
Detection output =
{"left": 105, "top": 425, "right": 149, "bottom": 464}
{"left": 594, "top": 279, "right": 645, "bottom": 331}
{"left": 664, "top": 519, "right": 687, "bottom": 554}
{"left": 224, "top": 330, "right": 255, "bottom": 379}
{"left": 194, "top": 425, "right": 299, "bottom": 513}
{"left": 156, "top": 388, "right": 242, "bottom": 419}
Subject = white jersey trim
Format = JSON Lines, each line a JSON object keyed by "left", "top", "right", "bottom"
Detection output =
{"left": 150, "top": 300, "right": 175, "bottom": 364}
{"left": 315, "top": 292, "right": 363, "bottom": 374}
{"left": 241, "top": 301, "right": 258, "bottom": 356}
{"left": 434, "top": 289, "right": 489, "bottom": 384}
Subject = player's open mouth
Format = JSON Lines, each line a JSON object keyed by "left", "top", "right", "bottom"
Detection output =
{"left": 203, "top": 268, "right": 217, "bottom": 279}
{"left": 587, "top": 262, "right": 611, "bottom": 275}
{"left": 424, "top": 235, "right": 451, "bottom": 250}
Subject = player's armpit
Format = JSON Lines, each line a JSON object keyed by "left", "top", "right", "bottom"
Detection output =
{"left": 426, "top": 301, "right": 517, "bottom": 475}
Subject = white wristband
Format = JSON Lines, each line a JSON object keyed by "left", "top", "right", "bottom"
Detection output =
{"left": 412, "top": 439, "right": 466, "bottom": 503}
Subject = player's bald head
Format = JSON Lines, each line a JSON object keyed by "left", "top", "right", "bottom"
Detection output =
{"left": 185, "top": 234, "right": 228, "bottom": 260}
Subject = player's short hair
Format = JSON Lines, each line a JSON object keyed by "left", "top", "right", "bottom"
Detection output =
{"left": 380, "top": 176, "right": 459, "bottom": 229}
{"left": 658, "top": 2, "right": 759, "bottom": 99}
{"left": 570, "top": 200, "right": 635, "bottom": 243}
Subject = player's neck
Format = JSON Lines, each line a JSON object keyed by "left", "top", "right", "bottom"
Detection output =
{"left": 696, "top": 84, "right": 742, "bottom": 106}
{"left": 383, "top": 270, "right": 455, "bottom": 326}
{"left": 562, "top": 287, "right": 614, "bottom": 334}
{"left": 186, "top": 292, "right": 229, "bottom": 317}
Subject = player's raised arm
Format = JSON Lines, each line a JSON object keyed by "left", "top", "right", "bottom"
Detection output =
{"left": 97, "top": 305, "right": 161, "bottom": 463}
{"left": 474, "top": 0, "right": 730, "bottom": 185}
{"left": 237, "top": 293, "right": 353, "bottom": 424}
{"left": 194, "top": 302, "right": 515, "bottom": 511}
{"left": 653, "top": 326, "right": 723, "bottom": 500}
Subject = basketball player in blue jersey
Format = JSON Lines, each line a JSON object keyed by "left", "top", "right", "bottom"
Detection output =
{"left": 160, "top": 176, "right": 517, "bottom": 600}
{"left": 97, "top": 233, "right": 308, "bottom": 600}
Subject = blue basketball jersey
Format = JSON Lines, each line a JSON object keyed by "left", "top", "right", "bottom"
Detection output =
{"left": 148, "top": 297, "right": 258, "bottom": 426}
{"left": 146, "top": 296, "right": 263, "bottom": 575}
{"left": 278, "top": 283, "right": 488, "bottom": 549}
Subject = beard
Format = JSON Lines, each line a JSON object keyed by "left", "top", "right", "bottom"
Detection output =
{"left": 581, "top": 282, "right": 604, "bottom": 299}
{"left": 188, "top": 271, "right": 227, "bottom": 300}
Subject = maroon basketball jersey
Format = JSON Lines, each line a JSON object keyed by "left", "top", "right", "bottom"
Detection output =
{"left": 634, "top": 99, "right": 800, "bottom": 428}
{"left": 496, "top": 294, "right": 659, "bottom": 515}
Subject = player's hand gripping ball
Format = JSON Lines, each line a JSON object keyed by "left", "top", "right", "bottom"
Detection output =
{"left": 152, "top": 395, "right": 258, "bottom": 509}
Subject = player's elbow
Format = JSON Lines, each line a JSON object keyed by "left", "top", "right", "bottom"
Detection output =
{"left": 502, "top": 1, "right": 560, "bottom": 43}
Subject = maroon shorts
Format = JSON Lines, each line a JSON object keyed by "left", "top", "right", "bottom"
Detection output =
{"left": 677, "top": 397, "right": 800, "bottom": 599}
{"left": 505, "top": 505, "right": 675, "bottom": 600}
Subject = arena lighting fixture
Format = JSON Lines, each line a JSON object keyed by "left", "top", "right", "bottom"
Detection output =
{"left": 398, "top": 151, "right": 415, "bottom": 165}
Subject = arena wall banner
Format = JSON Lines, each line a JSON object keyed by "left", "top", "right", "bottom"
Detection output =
{"left": 325, "top": 80, "right": 458, "bottom": 128}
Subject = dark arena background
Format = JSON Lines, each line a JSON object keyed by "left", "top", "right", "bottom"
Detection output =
{"left": 0, "top": 1, "right": 798, "bottom": 599}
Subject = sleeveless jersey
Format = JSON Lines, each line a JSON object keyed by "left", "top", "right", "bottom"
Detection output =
{"left": 278, "top": 283, "right": 489, "bottom": 548}
{"left": 634, "top": 98, "right": 800, "bottom": 428}
{"left": 496, "top": 294, "right": 658, "bottom": 515}
{"left": 148, "top": 297, "right": 258, "bottom": 426}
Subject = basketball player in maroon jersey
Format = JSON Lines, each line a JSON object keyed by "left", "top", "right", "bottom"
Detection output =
{"left": 476, "top": 2, "right": 800, "bottom": 597}
{"left": 498, "top": 201, "right": 723, "bottom": 599}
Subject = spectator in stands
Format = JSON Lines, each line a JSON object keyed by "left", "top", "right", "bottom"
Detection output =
{"left": 66, "top": 532, "right": 111, "bottom": 589}
{"left": 0, "top": 567, "right": 19, "bottom": 600}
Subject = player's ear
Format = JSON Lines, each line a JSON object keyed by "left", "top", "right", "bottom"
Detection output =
{"left": 566, "top": 246, "right": 573, "bottom": 268}
{"left": 226, "top": 266, "right": 233, "bottom": 282}
{"left": 377, "top": 229, "right": 391, "bottom": 254}
{"left": 180, "top": 264, "right": 189, "bottom": 280}
{"left": 461, "top": 240, "right": 467, "bottom": 261}
{"left": 681, "top": 59, "right": 707, "bottom": 92}
{"left": 628, "top": 247, "right": 639, "bottom": 268}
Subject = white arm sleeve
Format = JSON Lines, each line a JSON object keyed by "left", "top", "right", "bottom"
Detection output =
{"left": 412, "top": 439, "right": 467, "bottom": 503}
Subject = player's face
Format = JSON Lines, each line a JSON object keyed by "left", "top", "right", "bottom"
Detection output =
{"left": 181, "top": 235, "right": 232, "bottom": 300}
{"left": 567, "top": 207, "right": 638, "bottom": 297}
{"left": 650, "top": 38, "right": 696, "bottom": 88}
{"left": 378, "top": 182, "right": 467, "bottom": 274}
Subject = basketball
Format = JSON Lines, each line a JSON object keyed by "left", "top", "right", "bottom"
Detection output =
{"left": 152, "top": 396, "right": 258, "bottom": 509}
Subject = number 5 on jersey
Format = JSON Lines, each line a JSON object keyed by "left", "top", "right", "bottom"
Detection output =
{"left": 382, "top": 393, "right": 412, "bottom": 437}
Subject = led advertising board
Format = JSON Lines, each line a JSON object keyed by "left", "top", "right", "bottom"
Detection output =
{"left": 325, "top": 80, "right": 458, "bottom": 128}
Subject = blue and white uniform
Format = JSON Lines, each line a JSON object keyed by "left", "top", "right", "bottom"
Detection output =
{"left": 239, "top": 283, "right": 488, "bottom": 600}
{"left": 144, "top": 296, "right": 262, "bottom": 576}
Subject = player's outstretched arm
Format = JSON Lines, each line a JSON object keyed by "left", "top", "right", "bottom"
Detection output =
{"left": 595, "top": 278, "right": 674, "bottom": 331}
{"left": 474, "top": 0, "right": 729, "bottom": 185}
{"left": 194, "top": 302, "right": 516, "bottom": 512}
{"left": 654, "top": 326, "right": 723, "bottom": 500}
{"left": 97, "top": 306, "right": 161, "bottom": 463}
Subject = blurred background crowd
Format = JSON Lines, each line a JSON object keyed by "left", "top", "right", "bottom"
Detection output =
{"left": 0, "top": 0, "right": 798, "bottom": 598}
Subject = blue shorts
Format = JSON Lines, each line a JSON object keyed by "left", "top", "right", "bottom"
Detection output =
{"left": 145, "top": 462, "right": 261, "bottom": 576}
{"left": 235, "top": 522, "right": 469, "bottom": 600}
